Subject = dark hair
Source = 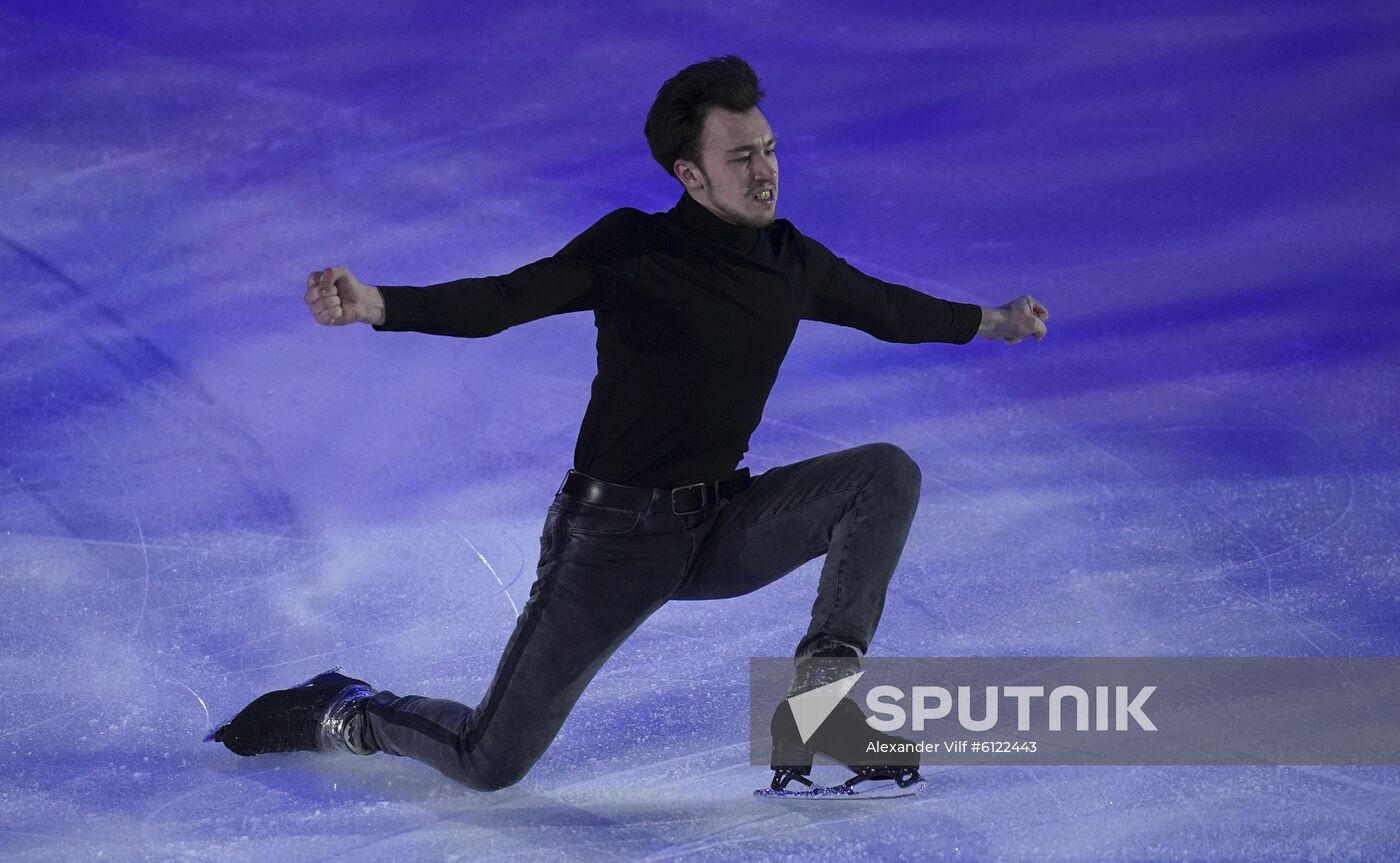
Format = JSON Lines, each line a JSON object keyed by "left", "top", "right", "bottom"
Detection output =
{"left": 645, "top": 55, "right": 765, "bottom": 182}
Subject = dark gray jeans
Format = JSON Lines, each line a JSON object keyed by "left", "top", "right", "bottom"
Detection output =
{"left": 362, "top": 443, "right": 922, "bottom": 790}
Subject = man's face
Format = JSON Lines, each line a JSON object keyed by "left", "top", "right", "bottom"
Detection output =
{"left": 676, "top": 106, "right": 778, "bottom": 228}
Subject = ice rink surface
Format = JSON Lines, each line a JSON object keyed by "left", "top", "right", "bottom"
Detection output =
{"left": 3, "top": 1, "right": 1399, "bottom": 860}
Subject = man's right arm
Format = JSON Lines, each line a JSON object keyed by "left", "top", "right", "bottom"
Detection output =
{"left": 305, "top": 257, "right": 597, "bottom": 337}
{"left": 368, "top": 255, "right": 599, "bottom": 337}
{"left": 304, "top": 210, "right": 641, "bottom": 337}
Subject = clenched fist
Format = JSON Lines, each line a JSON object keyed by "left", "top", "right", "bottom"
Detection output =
{"left": 304, "top": 265, "right": 385, "bottom": 327}
{"left": 978, "top": 294, "right": 1049, "bottom": 344}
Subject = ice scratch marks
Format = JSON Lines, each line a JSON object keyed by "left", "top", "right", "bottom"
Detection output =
{"left": 220, "top": 600, "right": 475, "bottom": 677}
{"left": 168, "top": 675, "right": 211, "bottom": 732}
{"left": 1052, "top": 377, "right": 1358, "bottom": 658}
{"left": 635, "top": 811, "right": 792, "bottom": 861}
{"left": 1079, "top": 422, "right": 1346, "bottom": 657}
{"left": 1177, "top": 383, "right": 1358, "bottom": 661}
{"left": 637, "top": 625, "right": 727, "bottom": 650}
{"left": 0, "top": 711, "right": 69, "bottom": 739}
{"left": 208, "top": 521, "right": 519, "bottom": 675}
{"left": 1083, "top": 422, "right": 1357, "bottom": 569}
{"left": 1207, "top": 495, "right": 1279, "bottom": 607}
{"left": 1215, "top": 578, "right": 1351, "bottom": 683}
{"left": 72, "top": 420, "right": 153, "bottom": 638}
{"left": 1286, "top": 764, "right": 1400, "bottom": 800}
{"left": 11, "top": 533, "right": 212, "bottom": 555}
{"left": 1017, "top": 416, "right": 1150, "bottom": 487}
{"left": 552, "top": 739, "right": 750, "bottom": 795}
{"left": 24, "top": 144, "right": 188, "bottom": 195}
{"left": 1181, "top": 384, "right": 1359, "bottom": 566}
{"left": 139, "top": 766, "right": 280, "bottom": 846}
{"left": 1165, "top": 775, "right": 1213, "bottom": 844}
{"left": 1022, "top": 767, "right": 1075, "bottom": 822}
{"left": 201, "top": 606, "right": 339, "bottom": 662}
{"left": 0, "top": 827, "right": 135, "bottom": 853}
{"left": 443, "top": 520, "right": 520, "bottom": 618}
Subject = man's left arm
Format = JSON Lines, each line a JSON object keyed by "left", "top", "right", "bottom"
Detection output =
{"left": 803, "top": 237, "right": 1049, "bottom": 345}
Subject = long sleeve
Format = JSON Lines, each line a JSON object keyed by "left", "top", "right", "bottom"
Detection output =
{"left": 800, "top": 235, "right": 982, "bottom": 345}
{"left": 373, "top": 255, "right": 598, "bottom": 337}
{"left": 372, "top": 210, "right": 641, "bottom": 338}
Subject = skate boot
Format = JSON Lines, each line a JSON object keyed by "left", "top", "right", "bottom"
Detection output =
{"left": 760, "top": 644, "right": 925, "bottom": 798}
{"left": 206, "top": 668, "right": 378, "bottom": 757}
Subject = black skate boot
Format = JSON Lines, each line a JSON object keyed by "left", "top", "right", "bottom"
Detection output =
{"left": 206, "top": 668, "right": 378, "bottom": 757}
{"left": 759, "top": 645, "right": 925, "bottom": 798}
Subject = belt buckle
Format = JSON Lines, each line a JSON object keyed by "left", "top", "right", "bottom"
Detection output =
{"left": 671, "top": 481, "right": 709, "bottom": 515}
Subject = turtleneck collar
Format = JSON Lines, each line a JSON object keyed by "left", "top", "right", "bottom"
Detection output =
{"left": 672, "top": 191, "right": 764, "bottom": 252}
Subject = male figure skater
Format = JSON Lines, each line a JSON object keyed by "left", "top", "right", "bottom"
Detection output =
{"left": 210, "top": 55, "right": 1048, "bottom": 793}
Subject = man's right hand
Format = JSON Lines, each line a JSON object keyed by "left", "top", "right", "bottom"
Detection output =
{"left": 304, "top": 265, "right": 386, "bottom": 327}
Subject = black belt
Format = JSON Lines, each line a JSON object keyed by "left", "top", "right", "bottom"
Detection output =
{"left": 559, "top": 468, "right": 751, "bottom": 516}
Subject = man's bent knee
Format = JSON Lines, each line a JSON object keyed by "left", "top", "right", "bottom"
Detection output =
{"left": 461, "top": 759, "right": 531, "bottom": 792}
{"left": 860, "top": 442, "right": 922, "bottom": 495}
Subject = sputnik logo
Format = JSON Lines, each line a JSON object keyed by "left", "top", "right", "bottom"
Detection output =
{"left": 786, "top": 671, "right": 864, "bottom": 743}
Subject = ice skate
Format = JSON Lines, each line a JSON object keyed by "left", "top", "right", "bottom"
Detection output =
{"left": 756, "top": 647, "right": 927, "bottom": 799}
{"left": 205, "top": 668, "right": 378, "bottom": 757}
{"left": 758, "top": 697, "right": 927, "bottom": 798}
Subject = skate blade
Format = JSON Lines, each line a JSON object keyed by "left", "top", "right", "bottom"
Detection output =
{"left": 202, "top": 667, "right": 343, "bottom": 743}
{"left": 754, "top": 777, "right": 929, "bottom": 799}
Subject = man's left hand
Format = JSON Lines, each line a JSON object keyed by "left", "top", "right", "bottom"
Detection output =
{"left": 978, "top": 295, "right": 1049, "bottom": 344}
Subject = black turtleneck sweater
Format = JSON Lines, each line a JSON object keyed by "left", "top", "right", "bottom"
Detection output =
{"left": 374, "top": 192, "right": 982, "bottom": 487}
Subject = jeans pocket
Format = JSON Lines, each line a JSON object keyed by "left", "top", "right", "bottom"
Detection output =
{"left": 556, "top": 499, "right": 644, "bottom": 537}
{"left": 539, "top": 507, "right": 561, "bottom": 562}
